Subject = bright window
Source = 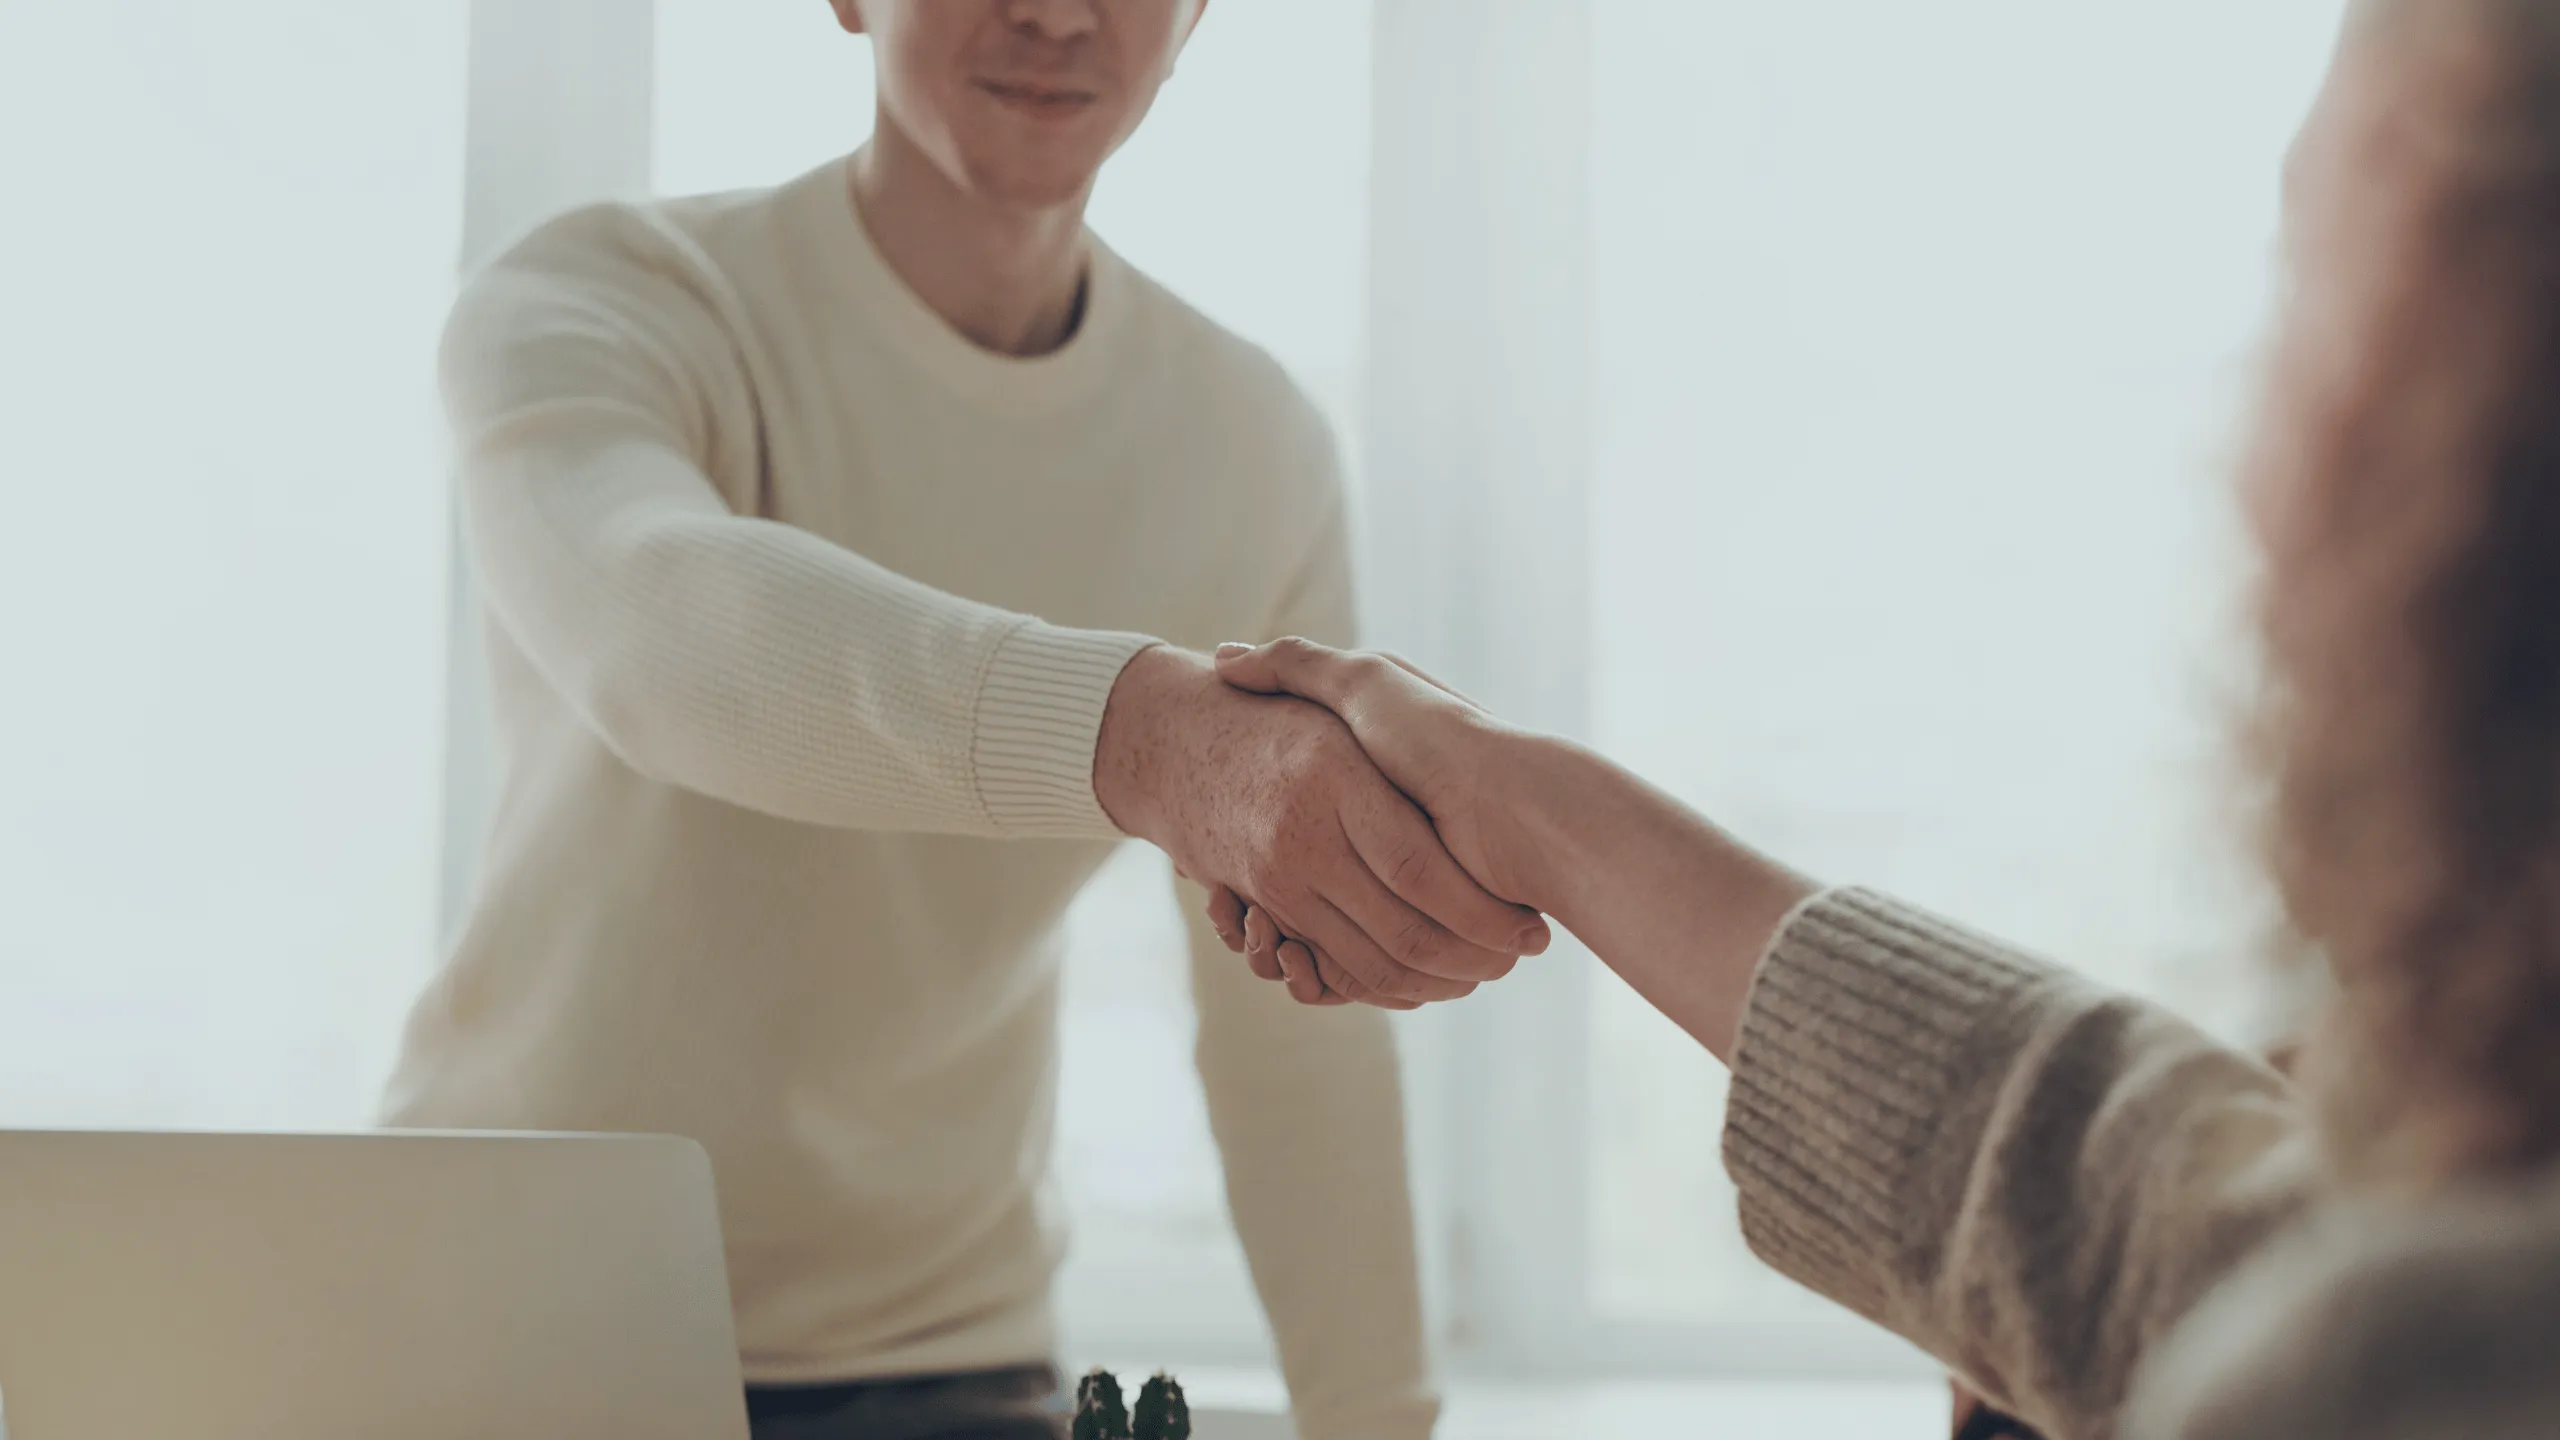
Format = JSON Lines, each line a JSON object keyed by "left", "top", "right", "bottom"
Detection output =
{"left": 0, "top": 3, "right": 462, "bottom": 1129}
{"left": 1581, "top": 0, "right": 2349, "bottom": 1335}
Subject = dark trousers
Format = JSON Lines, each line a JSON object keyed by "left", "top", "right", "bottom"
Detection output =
{"left": 747, "top": 1364, "right": 1067, "bottom": 1440}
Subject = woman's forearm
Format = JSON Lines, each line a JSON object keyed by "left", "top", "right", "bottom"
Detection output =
{"left": 1206, "top": 635, "right": 1812, "bottom": 1048}
{"left": 1500, "top": 737, "right": 1816, "bottom": 1063}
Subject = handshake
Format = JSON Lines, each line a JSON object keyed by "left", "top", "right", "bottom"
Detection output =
{"left": 1093, "top": 637, "right": 1559, "bottom": 1011}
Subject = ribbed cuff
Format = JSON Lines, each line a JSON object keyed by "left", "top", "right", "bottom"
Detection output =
{"left": 1719, "top": 888, "right": 2053, "bottom": 1327}
{"left": 970, "top": 621, "right": 1161, "bottom": 839}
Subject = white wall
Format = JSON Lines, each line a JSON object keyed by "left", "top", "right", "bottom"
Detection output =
{"left": 0, "top": 4, "right": 466, "bottom": 1127}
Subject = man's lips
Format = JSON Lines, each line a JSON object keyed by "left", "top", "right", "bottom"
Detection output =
{"left": 973, "top": 78, "right": 1101, "bottom": 115}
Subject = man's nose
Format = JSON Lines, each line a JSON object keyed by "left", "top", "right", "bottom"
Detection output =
{"left": 1001, "top": 0, "right": 1102, "bottom": 43}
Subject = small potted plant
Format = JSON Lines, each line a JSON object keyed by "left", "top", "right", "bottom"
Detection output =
{"left": 1073, "top": 1368, "right": 1190, "bottom": 1440}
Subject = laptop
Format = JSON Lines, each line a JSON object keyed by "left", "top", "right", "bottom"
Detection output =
{"left": 0, "top": 1129, "right": 750, "bottom": 1439}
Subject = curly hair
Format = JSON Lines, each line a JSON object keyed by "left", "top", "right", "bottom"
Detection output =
{"left": 2255, "top": 0, "right": 2560, "bottom": 1185}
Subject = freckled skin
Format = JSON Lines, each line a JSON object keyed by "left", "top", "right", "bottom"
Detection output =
{"left": 1093, "top": 646, "right": 1532, "bottom": 1006}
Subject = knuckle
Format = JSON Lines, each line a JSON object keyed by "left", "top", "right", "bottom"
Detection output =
{"left": 1246, "top": 842, "right": 1310, "bottom": 901}
{"left": 1244, "top": 817, "right": 1296, "bottom": 875}
{"left": 1390, "top": 913, "right": 1445, "bottom": 969}
{"left": 1379, "top": 966, "right": 1440, "bottom": 1006}
{"left": 1384, "top": 841, "right": 1436, "bottom": 900}
{"left": 1317, "top": 958, "right": 1365, "bottom": 1002}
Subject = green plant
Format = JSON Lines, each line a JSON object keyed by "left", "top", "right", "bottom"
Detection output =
{"left": 1131, "top": 1373, "right": 1190, "bottom": 1440}
{"left": 1072, "top": 1367, "right": 1190, "bottom": 1440}
{"left": 1073, "top": 1370, "right": 1130, "bottom": 1440}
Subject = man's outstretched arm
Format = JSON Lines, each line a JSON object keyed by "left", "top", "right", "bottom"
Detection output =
{"left": 450, "top": 207, "right": 1541, "bottom": 993}
{"left": 449, "top": 212, "right": 1149, "bottom": 839}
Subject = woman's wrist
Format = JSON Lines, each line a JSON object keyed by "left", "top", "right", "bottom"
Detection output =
{"left": 1494, "top": 734, "right": 1817, "bottom": 1061}
{"left": 1495, "top": 733, "right": 1668, "bottom": 925}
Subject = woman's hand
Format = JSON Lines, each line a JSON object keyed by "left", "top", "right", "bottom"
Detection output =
{"left": 1202, "top": 638, "right": 1550, "bottom": 1005}
{"left": 1202, "top": 638, "right": 1816, "bottom": 1052}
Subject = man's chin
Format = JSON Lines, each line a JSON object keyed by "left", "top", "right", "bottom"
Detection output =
{"left": 955, "top": 149, "right": 1109, "bottom": 213}
{"left": 975, "top": 174, "right": 1101, "bottom": 213}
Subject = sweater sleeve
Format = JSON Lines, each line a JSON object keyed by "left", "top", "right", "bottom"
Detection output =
{"left": 441, "top": 207, "right": 1159, "bottom": 837}
{"left": 2128, "top": 1183, "right": 2560, "bottom": 1440}
{"left": 1721, "top": 889, "right": 2321, "bottom": 1440}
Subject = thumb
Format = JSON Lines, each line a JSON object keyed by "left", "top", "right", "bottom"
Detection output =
{"left": 1378, "top": 651, "right": 1484, "bottom": 711}
{"left": 1212, "top": 636, "right": 1352, "bottom": 706}
{"left": 1211, "top": 640, "right": 1281, "bottom": 694}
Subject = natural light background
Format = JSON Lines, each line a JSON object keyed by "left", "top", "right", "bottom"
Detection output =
{"left": 1582, "top": 0, "right": 2349, "bottom": 1323}
{"left": 0, "top": 0, "right": 2356, "bottom": 1388}
{"left": 0, "top": 4, "right": 462, "bottom": 1129}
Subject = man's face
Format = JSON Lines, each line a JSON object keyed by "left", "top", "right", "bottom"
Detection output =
{"left": 832, "top": 0, "right": 1206, "bottom": 209}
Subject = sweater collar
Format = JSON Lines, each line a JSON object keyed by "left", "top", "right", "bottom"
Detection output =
{"left": 784, "top": 154, "right": 1134, "bottom": 420}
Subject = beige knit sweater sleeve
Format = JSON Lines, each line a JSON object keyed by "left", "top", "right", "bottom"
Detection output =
{"left": 1721, "top": 889, "right": 2320, "bottom": 1440}
{"left": 441, "top": 211, "right": 1160, "bottom": 839}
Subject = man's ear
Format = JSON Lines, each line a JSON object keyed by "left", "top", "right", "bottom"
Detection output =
{"left": 828, "top": 0, "right": 867, "bottom": 36}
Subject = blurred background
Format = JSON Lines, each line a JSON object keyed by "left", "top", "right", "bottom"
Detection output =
{"left": 0, "top": 0, "right": 2348, "bottom": 1416}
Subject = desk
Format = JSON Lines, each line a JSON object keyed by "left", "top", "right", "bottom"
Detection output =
{"left": 1148, "top": 1370, "right": 1945, "bottom": 1440}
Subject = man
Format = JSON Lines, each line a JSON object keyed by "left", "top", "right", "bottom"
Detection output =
{"left": 385, "top": 2, "right": 1548, "bottom": 1436}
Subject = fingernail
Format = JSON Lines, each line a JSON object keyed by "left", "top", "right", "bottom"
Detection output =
{"left": 1518, "top": 923, "right": 1551, "bottom": 954}
{"left": 1214, "top": 642, "right": 1252, "bottom": 660}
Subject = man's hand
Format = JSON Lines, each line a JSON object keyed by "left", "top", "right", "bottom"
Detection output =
{"left": 1200, "top": 639, "right": 1553, "bottom": 1006}
{"left": 1215, "top": 640, "right": 1533, "bottom": 899}
{"left": 1094, "top": 646, "right": 1549, "bottom": 1008}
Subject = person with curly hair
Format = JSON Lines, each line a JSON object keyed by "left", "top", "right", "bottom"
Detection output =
{"left": 1203, "top": 0, "right": 2560, "bottom": 1434}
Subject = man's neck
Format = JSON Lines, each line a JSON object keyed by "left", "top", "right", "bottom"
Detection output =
{"left": 849, "top": 122, "right": 1092, "bottom": 359}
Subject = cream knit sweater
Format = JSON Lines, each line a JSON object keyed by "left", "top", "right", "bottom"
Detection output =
{"left": 1729, "top": 888, "right": 2560, "bottom": 1439}
{"left": 382, "top": 157, "right": 1434, "bottom": 1437}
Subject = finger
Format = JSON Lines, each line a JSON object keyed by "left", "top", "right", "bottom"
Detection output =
{"left": 1254, "top": 910, "right": 1348, "bottom": 1006}
{"left": 1311, "top": 948, "right": 1419, "bottom": 1010}
{"left": 1243, "top": 903, "right": 1302, "bottom": 993}
{"left": 1212, "top": 636, "right": 1361, "bottom": 707}
{"left": 1345, "top": 792, "right": 1551, "bottom": 960}
{"left": 1332, "top": 845, "right": 1526, "bottom": 985}
{"left": 1272, "top": 934, "right": 1332, "bottom": 1006}
{"left": 1303, "top": 941, "right": 1364, "bottom": 1003}
{"left": 1204, "top": 884, "right": 1249, "bottom": 956}
{"left": 1263, "top": 902, "right": 1374, "bottom": 1006}
{"left": 1246, "top": 932, "right": 1283, "bottom": 983}
{"left": 1244, "top": 906, "right": 1285, "bottom": 980}
{"left": 1375, "top": 651, "right": 1483, "bottom": 709}
{"left": 1299, "top": 894, "right": 1475, "bottom": 1006}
